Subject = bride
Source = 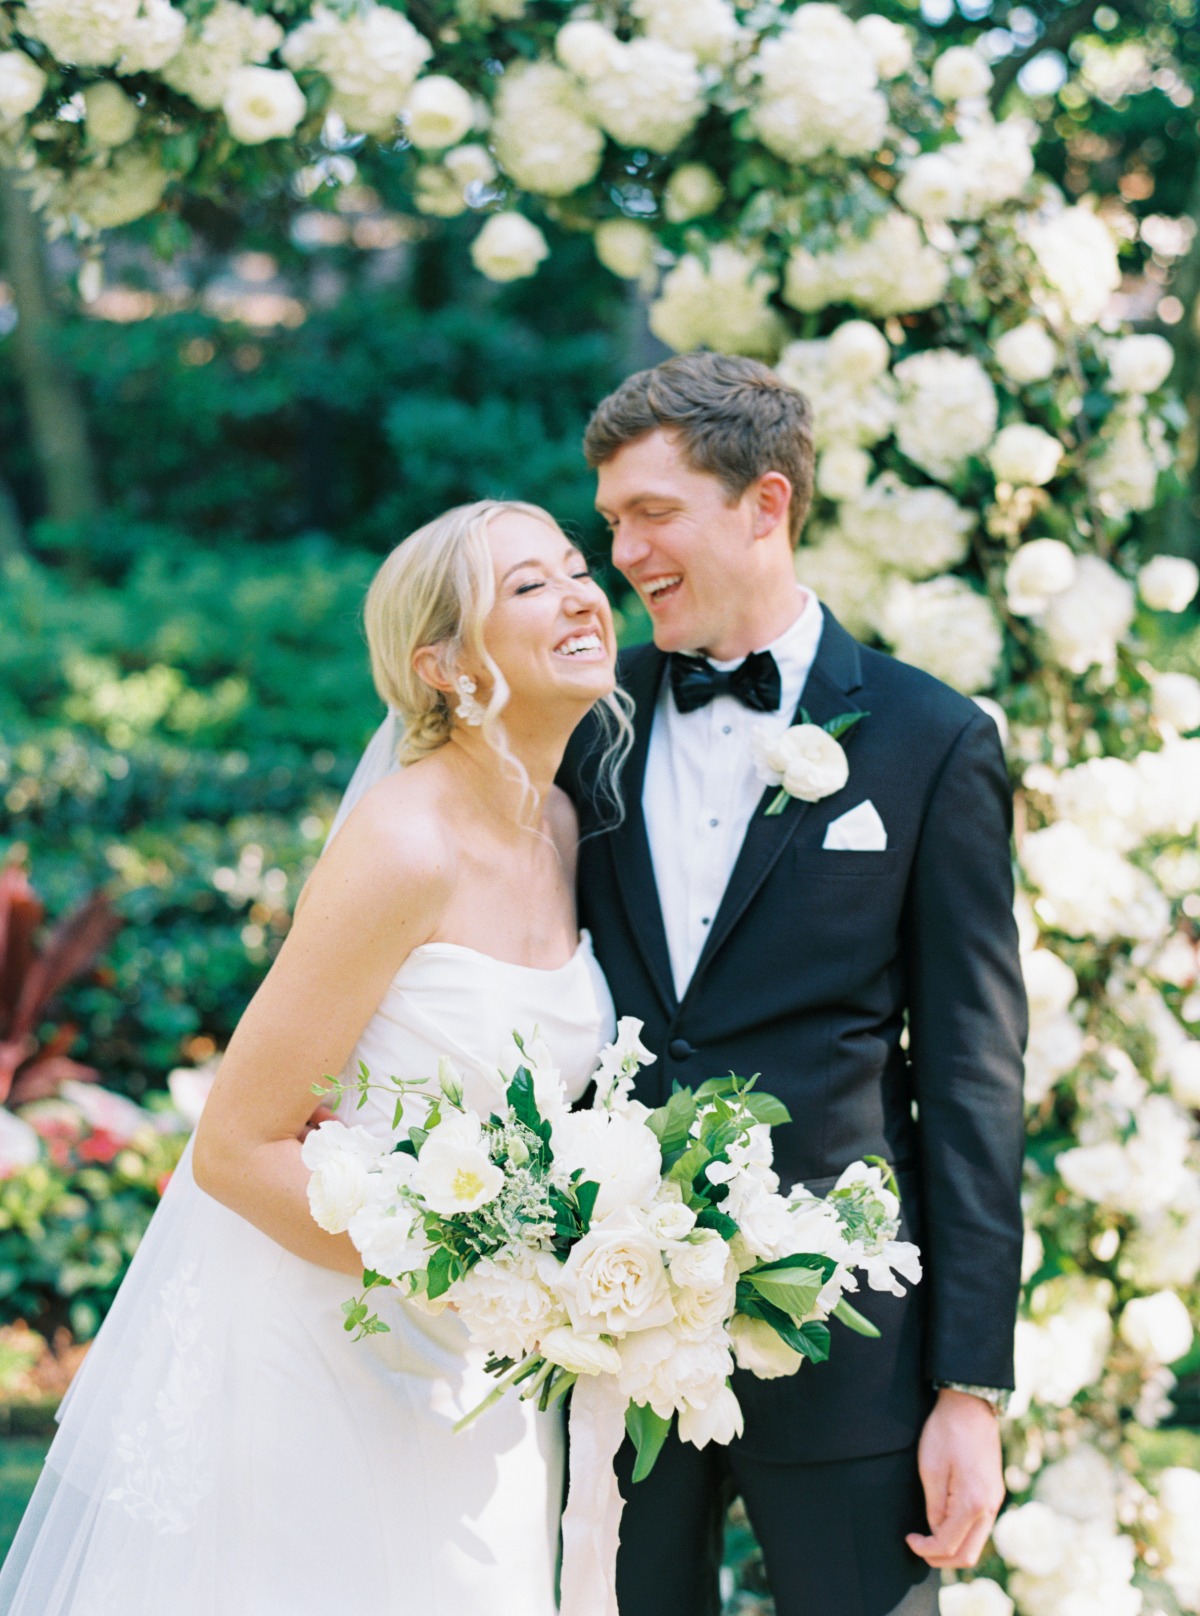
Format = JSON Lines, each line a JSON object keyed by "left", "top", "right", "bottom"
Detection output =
{"left": 0, "top": 500, "right": 631, "bottom": 1615}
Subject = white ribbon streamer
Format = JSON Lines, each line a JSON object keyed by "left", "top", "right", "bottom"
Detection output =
{"left": 559, "top": 1375, "right": 629, "bottom": 1616}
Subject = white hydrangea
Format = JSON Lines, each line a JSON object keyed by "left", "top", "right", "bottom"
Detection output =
{"left": 840, "top": 476, "right": 975, "bottom": 579}
{"left": 1152, "top": 1468, "right": 1200, "bottom": 1612}
{"left": 469, "top": 211, "right": 549, "bottom": 281}
{"left": 784, "top": 211, "right": 949, "bottom": 318}
{"left": 1039, "top": 554, "right": 1135, "bottom": 676}
{"left": 892, "top": 350, "right": 998, "bottom": 482}
{"left": 83, "top": 81, "right": 139, "bottom": 147}
{"left": 491, "top": 62, "right": 604, "bottom": 197}
{"left": 932, "top": 46, "right": 993, "bottom": 101}
{"left": 630, "top": 0, "right": 741, "bottom": 68}
{"left": 1134, "top": 739, "right": 1200, "bottom": 840}
{"left": 1139, "top": 555, "right": 1199, "bottom": 613}
{"left": 1021, "top": 820, "right": 1166, "bottom": 943}
{"left": 1119, "top": 1289, "right": 1195, "bottom": 1364}
{"left": 989, "top": 421, "right": 1064, "bottom": 488}
{"left": 585, "top": 38, "right": 705, "bottom": 155}
{"left": 1027, "top": 205, "right": 1121, "bottom": 327}
{"left": 57, "top": 148, "right": 171, "bottom": 230}
{"left": 1153, "top": 672, "right": 1200, "bottom": 734}
{"left": 938, "top": 1580, "right": 1013, "bottom": 1616}
{"left": 1049, "top": 756, "right": 1144, "bottom": 851}
{"left": 854, "top": 14, "right": 912, "bottom": 80}
{"left": 1024, "top": 1012, "right": 1085, "bottom": 1104}
{"left": 994, "top": 320, "right": 1058, "bottom": 385}
{"left": 281, "top": 4, "right": 431, "bottom": 136}
{"left": 1120, "top": 1192, "right": 1200, "bottom": 1289}
{"left": 1088, "top": 412, "right": 1162, "bottom": 519}
{"left": 752, "top": 3, "right": 888, "bottom": 163}
{"left": 1108, "top": 333, "right": 1174, "bottom": 395}
{"left": 996, "top": 1501, "right": 1141, "bottom": 1616}
{"left": 774, "top": 333, "right": 895, "bottom": 451}
{"left": 649, "top": 244, "right": 784, "bottom": 358}
{"left": 555, "top": 19, "right": 623, "bottom": 80}
{"left": 896, "top": 151, "right": 966, "bottom": 224}
{"left": 1034, "top": 1444, "right": 1118, "bottom": 1531}
{"left": 879, "top": 576, "right": 1003, "bottom": 695}
{"left": 794, "top": 529, "right": 890, "bottom": 639}
{"left": 1005, "top": 538, "right": 1077, "bottom": 616}
{"left": 0, "top": 52, "right": 47, "bottom": 125}
{"left": 594, "top": 218, "right": 656, "bottom": 281}
{"left": 816, "top": 446, "right": 873, "bottom": 502}
{"left": 1009, "top": 1278, "right": 1114, "bottom": 1416}
{"left": 21, "top": 0, "right": 139, "bottom": 68}
{"left": 663, "top": 162, "right": 724, "bottom": 222}
{"left": 163, "top": 1, "right": 284, "bottom": 111}
{"left": 224, "top": 66, "right": 307, "bottom": 145}
{"left": 403, "top": 75, "right": 475, "bottom": 151}
{"left": 1057, "top": 1091, "right": 1193, "bottom": 1221}
{"left": 115, "top": 0, "right": 185, "bottom": 76}
{"left": 898, "top": 123, "right": 1033, "bottom": 224}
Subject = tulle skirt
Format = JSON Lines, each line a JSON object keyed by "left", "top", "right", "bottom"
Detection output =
{"left": 0, "top": 1140, "right": 563, "bottom": 1615}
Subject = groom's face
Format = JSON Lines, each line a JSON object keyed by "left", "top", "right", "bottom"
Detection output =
{"left": 595, "top": 429, "right": 756, "bottom": 656}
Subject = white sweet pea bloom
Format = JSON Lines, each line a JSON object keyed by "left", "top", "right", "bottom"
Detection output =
{"left": 1005, "top": 538, "right": 1077, "bottom": 616}
{"left": 1108, "top": 333, "right": 1174, "bottom": 395}
{"left": 1139, "top": 555, "right": 1199, "bottom": 613}
{"left": 470, "top": 213, "right": 549, "bottom": 282}
{"left": 677, "top": 1383, "right": 744, "bottom": 1448}
{"left": 82, "top": 82, "right": 139, "bottom": 147}
{"left": 752, "top": 723, "right": 849, "bottom": 803}
{"left": 938, "top": 1579, "right": 1014, "bottom": 1616}
{"left": 1118, "top": 1289, "right": 1195, "bottom": 1363}
{"left": 989, "top": 422, "right": 1064, "bottom": 488}
{"left": 552, "top": 1108, "right": 662, "bottom": 1219}
{"left": 855, "top": 14, "right": 912, "bottom": 79}
{"left": 0, "top": 53, "right": 47, "bottom": 126}
{"left": 224, "top": 67, "right": 307, "bottom": 145}
{"left": 994, "top": 320, "right": 1058, "bottom": 385}
{"left": 404, "top": 76, "right": 475, "bottom": 151}
{"left": 539, "top": 1324, "right": 622, "bottom": 1376}
{"left": 411, "top": 1111, "right": 503, "bottom": 1215}
{"left": 860, "top": 1239, "right": 922, "bottom": 1297}
{"left": 593, "top": 219, "right": 656, "bottom": 281}
{"left": 730, "top": 1313, "right": 805, "bottom": 1378}
{"left": 558, "top": 1208, "right": 676, "bottom": 1336}
{"left": 663, "top": 163, "right": 724, "bottom": 223}
{"left": 1153, "top": 672, "right": 1200, "bottom": 733}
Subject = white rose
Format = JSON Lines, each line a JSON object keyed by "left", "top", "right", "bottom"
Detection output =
{"left": 555, "top": 18, "right": 623, "bottom": 80}
{"left": 938, "top": 1579, "right": 1014, "bottom": 1616}
{"left": 411, "top": 1113, "right": 503, "bottom": 1215}
{"left": 83, "top": 81, "right": 139, "bottom": 147}
{"left": 223, "top": 67, "right": 307, "bottom": 145}
{"left": 729, "top": 1313, "right": 805, "bottom": 1379}
{"left": 677, "top": 1383, "right": 744, "bottom": 1449}
{"left": 994, "top": 320, "right": 1058, "bottom": 384}
{"left": 164, "top": 1, "right": 284, "bottom": 111}
{"left": 663, "top": 162, "right": 724, "bottom": 223}
{"left": 827, "top": 319, "right": 891, "bottom": 383}
{"left": 817, "top": 447, "right": 873, "bottom": 502}
{"left": 0, "top": 52, "right": 47, "bottom": 125}
{"left": 1118, "top": 1290, "right": 1195, "bottom": 1363}
{"left": 558, "top": 1209, "right": 676, "bottom": 1336}
{"left": 855, "top": 14, "right": 912, "bottom": 79}
{"left": 1153, "top": 673, "right": 1200, "bottom": 733}
{"left": 1108, "top": 333, "right": 1174, "bottom": 395}
{"left": 470, "top": 213, "right": 550, "bottom": 282}
{"left": 346, "top": 1196, "right": 427, "bottom": 1282}
{"left": 988, "top": 422, "right": 1064, "bottom": 488}
{"left": 992, "top": 1500, "right": 1067, "bottom": 1577}
{"left": 898, "top": 152, "right": 967, "bottom": 223}
{"left": 1139, "top": 555, "right": 1199, "bottom": 613}
{"left": 668, "top": 1230, "right": 736, "bottom": 1293}
{"left": 1005, "top": 538, "right": 1077, "bottom": 616}
{"left": 443, "top": 143, "right": 497, "bottom": 188}
{"left": 594, "top": 219, "right": 656, "bottom": 281}
{"left": 539, "top": 1324, "right": 622, "bottom": 1376}
{"left": 932, "top": 45, "right": 993, "bottom": 100}
{"left": 404, "top": 75, "right": 474, "bottom": 150}
{"left": 1022, "top": 947, "right": 1078, "bottom": 1022}
{"left": 752, "top": 723, "right": 849, "bottom": 802}
{"left": 1039, "top": 554, "right": 1135, "bottom": 677}
{"left": 551, "top": 1108, "right": 662, "bottom": 1220}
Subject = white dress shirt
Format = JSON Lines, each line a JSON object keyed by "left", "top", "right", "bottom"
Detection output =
{"left": 643, "top": 589, "right": 825, "bottom": 1001}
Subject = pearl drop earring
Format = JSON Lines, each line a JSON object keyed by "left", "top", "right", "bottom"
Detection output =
{"left": 454, "top": 675, "right": 485, "bottom": 727}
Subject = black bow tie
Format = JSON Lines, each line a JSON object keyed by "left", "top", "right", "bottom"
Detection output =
{"left": 668, "top": 650, "right": 782, "bottom": 715}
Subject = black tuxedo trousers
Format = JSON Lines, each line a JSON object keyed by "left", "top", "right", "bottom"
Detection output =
{"left": 560, "top": 614, "right": 1028, "bottom": 1470}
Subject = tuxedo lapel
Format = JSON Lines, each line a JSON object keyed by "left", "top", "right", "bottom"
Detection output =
{"left": 685, "top": 613, "right": 866, "bottom": 997}
{"left": 607, "top": 648, "right": 677, "bottom": 1014}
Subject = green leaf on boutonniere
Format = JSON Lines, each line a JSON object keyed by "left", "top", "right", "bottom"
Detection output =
{"left": 823, "top": 711, "right": 869, "bottom": 741}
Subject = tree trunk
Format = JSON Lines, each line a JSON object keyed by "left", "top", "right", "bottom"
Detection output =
{"left": 0, "top": 471, "right": 24, "bottom": 560}
{"left": 0, "top": 169, "right": 100, "bottom": 523}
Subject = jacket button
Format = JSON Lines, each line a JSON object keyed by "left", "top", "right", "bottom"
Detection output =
{"left": 668, "top": 1038, "right": 694, "bottom": 1061}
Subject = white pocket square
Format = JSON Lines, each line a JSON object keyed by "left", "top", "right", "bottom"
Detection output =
{"left": 822, "top": 800, "right": 887, "bottom": 851}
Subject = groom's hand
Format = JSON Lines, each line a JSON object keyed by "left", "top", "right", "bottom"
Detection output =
{"left": 905, "top": 1389, "right": 1005, "bottom": 1569}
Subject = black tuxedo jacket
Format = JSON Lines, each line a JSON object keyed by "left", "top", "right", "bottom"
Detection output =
{"left": 559, "top": 611, "right": 1028, "bottom": 1464}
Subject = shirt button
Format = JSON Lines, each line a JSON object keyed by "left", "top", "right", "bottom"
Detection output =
{"left": 701, "top": 917, "right": 710, "bottom": 926}
{"left": 722, "top": 725, "right": 732, "bottom": 736}
{"left": 709, "top": 818, "right": 719, "bottom": 828}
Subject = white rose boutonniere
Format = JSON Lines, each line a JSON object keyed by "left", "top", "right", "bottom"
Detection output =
{"left": 752, "top": 708, "right": 867, "bottom": 815}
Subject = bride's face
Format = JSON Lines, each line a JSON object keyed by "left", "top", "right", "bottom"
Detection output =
{"left": 480, "top": 512, "right": 616, "bottom": 711}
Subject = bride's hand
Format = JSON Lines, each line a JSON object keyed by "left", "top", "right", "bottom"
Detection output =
{"left": 298, "top": 1103, "right": 337, "bottom": 1142}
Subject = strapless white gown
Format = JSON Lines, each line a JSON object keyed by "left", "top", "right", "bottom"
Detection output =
{"left": 0, "top": 936, "right": 614, "bottom": 1615}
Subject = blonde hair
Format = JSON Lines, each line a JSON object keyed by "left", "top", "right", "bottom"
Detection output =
{"left": 364, "top": 498, "right": 633, "bottom": 815}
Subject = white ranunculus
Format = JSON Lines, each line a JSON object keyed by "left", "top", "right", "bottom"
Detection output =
{"left": 163, "top": 1, "right": 284, "bottom": 111}
{"left": 752, "top": 4, "right": 887, "bottom": 164}
{"left": 938, "top": 1579, "right": 1014, "bottom": 1616}
{"left": 1108, "top": 333, "right": 1174, "bottom": 396}
{"left": 988, "top": 422, "right": 1064, "bottom": 488}
{"left": 452, "top": 1249, "right": 566, "bottom": 1358}
{"left": 677, "top": 1382, "right": 744, "bottom": 1448}
{"left": 880, "top": 576, "right": 1003, "bottom": 695}
{"left": 281, "top": 4, "right": 430, "bottom": 136}
{"left": 631, "top": 0, "right": 742, "bottom": 68}
{"left": 0, "top": 52, "right": 47, "bottom": 126}
{"left": 1023, "top": 947, "right": 1078, "bottom": 1023}
{"left": 116, "top": 0, "right": 186, "bottom": 75}
{"left": 82, "top": 81, "right": 139, "bottom": 147}
{"left": 1005, "top": 538, "right": 1077, "bottom": 616}
{"left": 403, "top": 75, "right": 475, "bottom": 151}
{"left": 897, "top": 152, "right": 967, "bottom": 223}
{"left": 491, "top": 62, "right": 603, "bottom": 196}
{"left": 1027, "top": 206, "right": 1121, "bottom": 327}
{"left": 346, "top": 1195, "right": 427, "bottom": 1282}
{"left": 730, "top": 1313, "right": 804, "bottom": 1378}
{"left": 558, "top": 1209, "right": 676, "bottom": 1336}
{"left": 892, "top": 349, "right": 998, "bottom": 483}
{"left": 443, "top": 143, "right": 497, "bottom": 188}
{"left": 992, "top": 1500, "right": 1067, "bottom": 1577}
{"left": 539, "top": 1324, "right": 622, "bottom": 1376}
{"left": 555, "top": 19, "right": 623, "bottom": 80}
{"left": 1154, "top": 1468, "right": 1200, "bottom": 1611}
{"left": 22, "top": 0, "right": 138, "bottom": 67}
{"left": 663, "top": 162, "right": 724, "bottom": 223}
{"left": 1118, "top": 1290, "right": 1195, "bottom": 1363}
{"left": 855, "top": 14, "right": 912, "bottom": 78}
{"left": 650, "top": 244, "right": 783, "bottom": 358}
{"left": 411, "top": 1112, "right": 503, "bottom": 1215}
{"left": 224, "top": 66, "right": 307, "bottom": 145}
{"left": 551, "top": 1108, "right": 662, "bottom": 1220}
{"left": 594, "top": 219, "right": 656, "bottom": 281}
{"left": 586, "top": 38, "right": 705, "bottom": 155}
{"left": 470, "top": 212, "right": 550, "bottom": 282}
{"left": 816, "top": 446, "right": 873, "bottom": 502}
{"left": 994, "top": 320, "right": 1058, "bottom": 385}
{"left": 932, "top": 45, "right": 993, "bottom": 100}
{"left": 1034, "top": 1444, "right": 1118, "bottom": 1530}
{"left": 752, "top": 723, "right": 849, "bottom": 802}
{"left": 1139, "top": 555, "right": 1200, "bottom": 613}
{"left": 1039, "top": 554, "right": 1135, "bottom": 677}
{"left": 827, "top": 319, "right": 891, "bottom": 383}
{"left": 1153, "top": 672, "right": 1200, "bottom": 734}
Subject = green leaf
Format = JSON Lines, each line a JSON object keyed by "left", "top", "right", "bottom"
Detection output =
{"left": 392, "top": 1097, "right": 405, "bottom": 1131}
{"left": 393, "top": 1138, "right": 418, "bottom": 1158}
{"left": 625, "top": 1402, "right": 672, "bottom": 1483}
{"left": 823, "top": 711, "right": 868, "bottom": 741}
{"left": 408, "top": 1126, "right": 429, "bottom": 1152}
{"left": 647, "top": 1086, "right": 698, "bottom": 1157}
{"left": 426, "top": 1246, "right": 456, "bottom": 1301}
{"left": 745, "top": 1267, "right": 825, "bottom": 1320}
{"left": 742, "top": 1091, "right": 791, "bottom": 1127}
{"left": 695, "top": 1206, "right": 738, "bottom": 1239}
{"left": 792, "top": 1321, "right": 831, "bottom": 1364}
{"left": 667, "top": 1139, "right": 712, "bottom": 1189}
{"left": 575, "top": 1179, "right": 600, "bottom": 1232}
{"left": 507, "top": 1066, "right": 550, "bottom": 1140}
{"left": 832, "top": 1298, "right": 881, "bottom": 1339}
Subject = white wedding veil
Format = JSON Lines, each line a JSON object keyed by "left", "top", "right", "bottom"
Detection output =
{"left": 325, "top": 708, "right": 403, "bottom": 846}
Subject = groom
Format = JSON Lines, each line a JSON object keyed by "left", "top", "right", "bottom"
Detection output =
{"left": 559, "top": 354, "right": 1027, "bottom": 1616}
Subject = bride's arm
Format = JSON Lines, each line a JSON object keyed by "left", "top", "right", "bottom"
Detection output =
{"left": 192, "top": 785, "right": 453, "bottom": 1275}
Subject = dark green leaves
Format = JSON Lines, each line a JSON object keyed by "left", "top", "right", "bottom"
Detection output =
{"left": 625, "top": 1402, "right": 672, "bottom": 1483}
{"left": 832, "top": 1298, "right": 881, "bottom": 1339}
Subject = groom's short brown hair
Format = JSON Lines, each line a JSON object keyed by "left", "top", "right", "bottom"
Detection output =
{"left": 583, "top": 353, "right": 815, "bottom": 547}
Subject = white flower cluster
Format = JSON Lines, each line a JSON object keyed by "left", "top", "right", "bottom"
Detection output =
{"left": 281, "top": 3, "right": 431, "bottom": 136}
{"left": 1025, "top": 204, "right": 1122, "bottom": 327}
{"left": 751, "top": 5, "right": 888, "bottom": 163}
{"left": 879, "top": 576, "right": 1004, "bottom": 695}
{"left": 897, "top": 120, "right": 1033, "bottom": 224}
{"left": 22, "top": 0, "right": 184, "bottom": 72}
{"left": 775, "top": 321, "right": 895, "bottom": 454}
{"left": 630, "top": 0, "right": 742, "bottom": 69}
{"left": 649, "top": 245, "right": 784, "bottom": 357}
{"left": 840, "top": 476, "right": 975, "bottom": 581}
{"left": 161, "top": 1, "right": 282, "bottom": 111}
{"left": 891, "top": 349, "right": 998, "bottom": 483}
{"left": 557, "top": 21, "right": 704, "bottom": 156}
{"left": 993, "top": 1492, "right": 1141, "bottom": 1616}
{"left": 783, "top": 210, "right": 949, "bottom": 318}
{"left": 491, "top": 62, "right": 603, "bottom": 196}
